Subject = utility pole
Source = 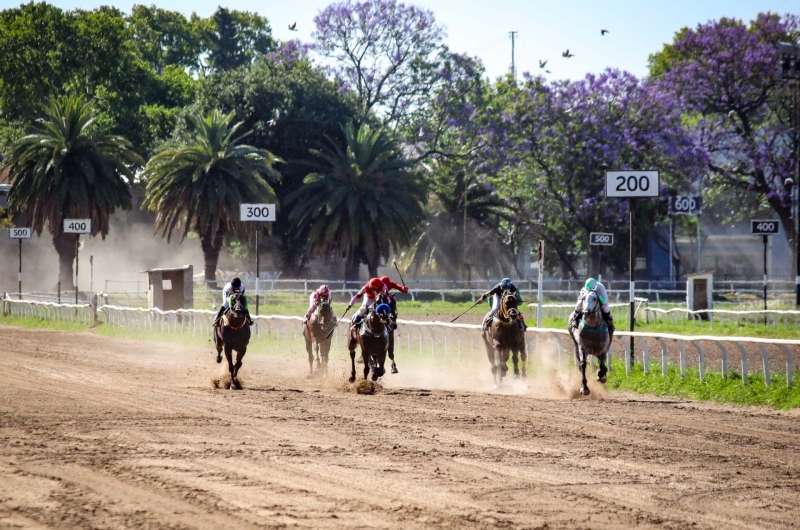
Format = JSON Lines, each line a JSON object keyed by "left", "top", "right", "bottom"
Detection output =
{"left": 509, "top": 31, "right": 519, "bottom": 80}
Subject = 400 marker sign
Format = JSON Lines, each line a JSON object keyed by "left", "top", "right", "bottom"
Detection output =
{"left": 63, "top": 219, "right": 91, "bottom": 234}
{"left": 240, "top": 204, "right": 276, "bottom": 222}
{"left": 605, "top": 171, "right": 659, "bottom": 198}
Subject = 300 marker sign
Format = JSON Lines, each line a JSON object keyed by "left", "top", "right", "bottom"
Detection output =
{"left": 605, "top": 171, "right": 660, "bottom": 198}
{"left": 240, "top": 204, "right": 276, "bottom": 222}
{"left": 63, "top": 219, "right": 91, "bottom": 234}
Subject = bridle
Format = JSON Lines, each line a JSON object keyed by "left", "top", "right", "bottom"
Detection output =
{"left": 361, "top": 307, "right": 389, "bottom": 337}
{"left": 226, "top": 294, "right": 247, "bottom": 330}
{"left": 497, "top": 291, "right": 519, "bottom": 324}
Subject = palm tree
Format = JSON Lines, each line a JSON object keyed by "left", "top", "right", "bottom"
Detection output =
{"left": 285, "top": 122, "right": 426, "bottom": 280}
{"left": 141, "top": 109, "right": 280, "bottom": 287}
{"left": 3, "top": 94, "right": 142, "bottom": 289}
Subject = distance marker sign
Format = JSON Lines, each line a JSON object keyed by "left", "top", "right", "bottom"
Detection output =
{"left": 9, "top": 227, "right": 31, "bottom": 239}
{"left": 63, "top": 219, "right": 91, "bottom": 234}
{"left": 669, "top": 195, "right": 703, "bottom": 216}
{"left": 240, "top": 204, "right": 276, "bottom": 222}
{"left": 751, "top": 220, "right": 780, "bottom": 235}
{"left": 605, "top": 171, "right": 659, "bottom": 198}
{"left": 589, "top": 232, "right": 614, "bottom": 246}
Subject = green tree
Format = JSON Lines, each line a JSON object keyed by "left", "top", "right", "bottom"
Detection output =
{"left": 285, "top": 122, "right": 426, "bottom": 280}
{"left": 2, "top": 95, "right": 142, "bottom": 288}
{"left": 191, "top": 55, "right": 361, "bottom": 271}
{"left": 141, "top": 109, "right": 280, "bottom": 286}
{"left": 127, "top": 4, "right": 207, "bottom": 73}
{"left": 207, "top": 7, "right": 274, "bottom": 71}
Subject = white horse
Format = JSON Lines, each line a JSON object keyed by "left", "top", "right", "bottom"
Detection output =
{"left": 569, "top": 289, "right": 610, "bottom": 396}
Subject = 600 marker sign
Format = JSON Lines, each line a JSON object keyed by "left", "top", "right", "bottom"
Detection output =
{"left": 589, "top": 232, "right": 614, "bottom": 246}
{"left": 605, "top": 171, "right": 660, "bottom": 198}
{"left": 240, "top": 204, "right": 276, "bottom": 222}
{"left": 669, "top": 195, "right": 703, "bottom": 216}
{"left": 63, "top": 219, "right": 91, "bottom": 234}
{"left": 751, "top": 220, "right": 780, "bottom": 235}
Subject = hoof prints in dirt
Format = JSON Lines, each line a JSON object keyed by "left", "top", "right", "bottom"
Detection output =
{"left": 211, "top": 374, "right": 245, "bottom": 390}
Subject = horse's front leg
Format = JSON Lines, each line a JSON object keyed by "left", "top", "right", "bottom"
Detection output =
{"left": 348, "top": 333, "right": 357, "bottom": 383}
{"left": 579, "top": 346, "right": 590, "bottom": 396}
{"left": 597, "top": 352, "right": 608, "bottom": 384}
{"left": 214, "top": 327, "right": 222, "bottom": 363}
{"left": 388, "top": 330, "right": 398, "bottom": 374}
{"left": 483, "top": 333, "right": 499, "bottom": 385}
{"left": 321, "top": 338, "right": 331, "bottom": 373}
{"left": 233, "top": 347, "right": 246, "bottom": 381}
{"left": 304, "top": 333, "right": 314, "bottom": 375}
{"left": 511, "top": 347, "right": 520, "bottom": 379}
{"left": 520, "top": 340, "right": 528, "bottom": 379}
{"left": 224, "top": 344, "right": 236, "bottom": 390}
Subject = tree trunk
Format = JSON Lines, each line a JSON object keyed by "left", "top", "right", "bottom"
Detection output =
{"left": 367, "top": 263, "right": 379, "bottom": 279}
{"left": 765, "top": 192, "right": 794, "bottom": 276}
{"left": 344, "top": 254, "right": 360, "bottom": 282}
{"left": 52, "top": 229, "right": 77, "bottom": 291}
{"left": 201, "top": 221, "right": 227, "bottom": 290}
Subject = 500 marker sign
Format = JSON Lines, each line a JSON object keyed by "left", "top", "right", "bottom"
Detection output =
{"left": 9, "top": 228, "right": 31, "bottom": 239}
{"left": 605, "top": 171, "right": 660, "bottom": 198}
{"left": 589, "top": 232, "right": 614, "bottom": 246}
{"left": 63, "top": 219, "right": 91, "bottom": 234}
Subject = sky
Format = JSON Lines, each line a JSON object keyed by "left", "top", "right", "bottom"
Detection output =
{"left": 3, "top": 0, "right": 797, "bottom": 80}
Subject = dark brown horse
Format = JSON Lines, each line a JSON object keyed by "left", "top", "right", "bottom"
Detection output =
{"left": 347, "top": 303, "right": 391, "bottom": 383}
{"left": 482, "top": 291, "right": 527, "bottom": 386}
{"left": 213, "top": 292, "right": 251, "bottom": 390}
{"left": 303, "top": 300, "right": 335, "bottom": 375}
{"left": 569, "top": 289, "right": 610, "bottom": 396}
{"left": 377, "top": 293, "right": 399, "bottom": 374}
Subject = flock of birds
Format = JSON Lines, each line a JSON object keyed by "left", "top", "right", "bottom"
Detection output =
{"left": 285, "top": 22, "right": 609, "bottom": 77}
{"left": 537, "top": 29, "right": 609, "bottom": 73}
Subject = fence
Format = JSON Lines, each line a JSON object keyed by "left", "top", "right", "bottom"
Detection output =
{"left": 643, "top": 307, "right": 800, "bottom": 329}
{"left": 4, "top": 296, "right": 798, "bottom": 390}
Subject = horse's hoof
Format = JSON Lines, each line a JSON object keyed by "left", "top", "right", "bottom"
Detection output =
{"left": 521, "top": 374, "right": 528, "bottom": 380}
{"left": 513, "top": 372, "right": 520, "bottom": 380}
{"left": 356, "top": 357, "right": 364, "bottom": 364}
{"left": 597, "top": 375, "right": 607, "bottom": 384}
{"left": 391, "top": 365, "right": 398, "bottom": 374}
{"left": 216, "top": 355, "right": 222, "bottom": 364}
{"left": 348, "top": 376, "right": 356, "bottom": 383}
{"left": 580, "top": 385, "right": 591, "bottom": 396}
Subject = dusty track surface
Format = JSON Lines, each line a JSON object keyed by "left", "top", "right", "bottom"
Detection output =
{"left": 0, "top": 326, "right": 799, "bottom": 529}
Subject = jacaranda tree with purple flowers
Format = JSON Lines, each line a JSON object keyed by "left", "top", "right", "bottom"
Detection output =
{"left": 312, "top": 0, "right": 445, "bottom": 127}
{"left": 486, "top": 69, "right": 706, "bottom": 278}
{"left": 653, "top": 13, "right": 800, "bottom": 254}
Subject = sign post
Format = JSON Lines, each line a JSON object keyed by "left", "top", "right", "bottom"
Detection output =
{"left": 240, "top": 204, "right": 276, "bottom": 315}
{"left": 751, "top": 219, "right": 780, "bottom": 325}
{"left": 536, "top": 240, "right": 544, "bottom": 328}
{"left": 10, "top": 227, "right": 32, "bottom": 299}
{"left": 589, "top": 233, "right": 613, "bottom": 278}
{"left": 669, "top": 195, "right": 703, "bottom": 279}
{"left": 606, "top": 170, "right": 659, "bottom": 364}
{"left": 64, "top": 219, "right": 91, "bottom": 304}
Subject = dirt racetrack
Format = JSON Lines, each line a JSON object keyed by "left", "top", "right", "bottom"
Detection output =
{"left": 1, "top": 326, "right": 799, "bottom": 529}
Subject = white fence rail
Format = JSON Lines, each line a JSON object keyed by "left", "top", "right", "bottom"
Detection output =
{"left": 643, "top": 307, "right": 800, "bottom": 329}
{"left": 3, "top": 297, "right": 799, "bottom": 390}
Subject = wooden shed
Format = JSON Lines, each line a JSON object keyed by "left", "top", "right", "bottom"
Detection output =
{"left": 145, "top": 265, "right": 193, "bottom": 311}
{"left": 686, "top": 272, "right": 713, "bottom": 321}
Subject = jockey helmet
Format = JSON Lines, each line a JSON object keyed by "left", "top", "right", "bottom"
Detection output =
{"left": 379, "top": 276, "right": 391, "bottom": 285}
{"left": 319, "top": 285, "right": 330, "bottom": 296}
{"left": 501, "top": 278, "right": 512, "bottom": 288}
{"left": 585, "top": 278, "right": 598, "bottom": 291}
{"left": 232, "top": 277, "right": 242, "bottom": 289}
{"left": 368, "top": 278, "right": 384, "bottom": 291}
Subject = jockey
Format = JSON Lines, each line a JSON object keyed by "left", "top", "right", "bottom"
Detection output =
{"left": 379, "top": 275, "right": 408, "bottom": 329}
{"left": 569, "top": 278, "right": 615, "bottom": 339}
{"left": 346, "top": 277, "right": 387, "bottom": 328}
{"left": 477, "top": 277, "right": 526, "bottom": 331}
{"left": 304, "top": 284, "right": 333, "bottom": 321}
{"left": 213, "top": 277, "right": 253, "bottom": 326}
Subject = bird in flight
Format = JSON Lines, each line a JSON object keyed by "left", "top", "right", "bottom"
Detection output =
{"left": 601, "top": 29, "right": 609, "bottom": 35}
{"left": 562, "top": 49, "right": 574, "bottom": 58}
{"left": 539, "top": 59, "right": 548, "bottom": 68}
{"left": 288, "top": 22, "right": 297, "bottom": 31}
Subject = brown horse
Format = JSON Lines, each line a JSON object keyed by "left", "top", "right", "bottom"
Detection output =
{"left": 303, "top": 300, "right": 335, "bottom": 375}
{"left": 377, "top": 293, "right": 399, "bottom": 374}
{"left": 482, "top": 291, "right": 527, "bottom": 386}
{"left": 213, "top": 292, "right": 251, "bottom": 390}
{"left": 347, "top": 303, "right": 391, "bottom": 382}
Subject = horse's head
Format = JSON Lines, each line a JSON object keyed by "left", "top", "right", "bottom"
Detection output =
{"left": 365, "top": 303, "right": 391, "bottom": 333}
{"left": 315, "top": 300, "right": 333, "bottom": 324}
{"left": 581, "top": 289, "right": 603, "bottom": 326}
{"left": 230, "top": 292, "right": 246, "bottom": 316}
{"left": 500, "top": 291, "right": 519, "bottom": 321}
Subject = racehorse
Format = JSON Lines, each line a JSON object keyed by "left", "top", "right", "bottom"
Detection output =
{"left": 377, "top": 293, "right": 399, "bottom": 374}
{"left": 304, "top": 300, "right": 335, "bottom": 375}
{"left": 569, "top": 289, "right": 610, "bottom": 396}
{"left": 348, "top": 303, "right": 391, "bottom": 383}
{"left": 482, "top": 291, "right": 527, "bottom": 386}
{"left": 213, "top": 292, "right": 251, "bottom": 390}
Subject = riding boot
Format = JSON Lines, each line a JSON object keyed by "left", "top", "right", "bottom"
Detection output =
{"left": 213, "top": 306, "right": 226, "bottom": 327}
{"left": 569, "top": 308, "right": 581, "bottom": 330}
{"left": 482, "top": 313, "right": 492, "bottom": 332}
{"left": 244, "top": 308, "right": 254, "bottom": 326}
{"left": 351, "top": 315, "right": 364, "bottom": 330}
{"left": 602, "top": 310, "right": 615, "bottom": 341}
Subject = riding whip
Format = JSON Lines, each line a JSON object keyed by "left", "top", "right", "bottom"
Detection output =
{"left": 450, "top": 299, "right": 481, "bottom": 323}
{"left": 326, "top": 305, "right": 351, "bottom": 339}
{"left": 392, "top": 260, "right": 407, "bottom": 288}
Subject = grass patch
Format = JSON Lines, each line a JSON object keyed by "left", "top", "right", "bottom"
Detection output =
{"left": 0, "top": 314, "right": 93, "bottom": 332}
{"left": 608, "top": 362, "right": 800, "bottom": 409}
